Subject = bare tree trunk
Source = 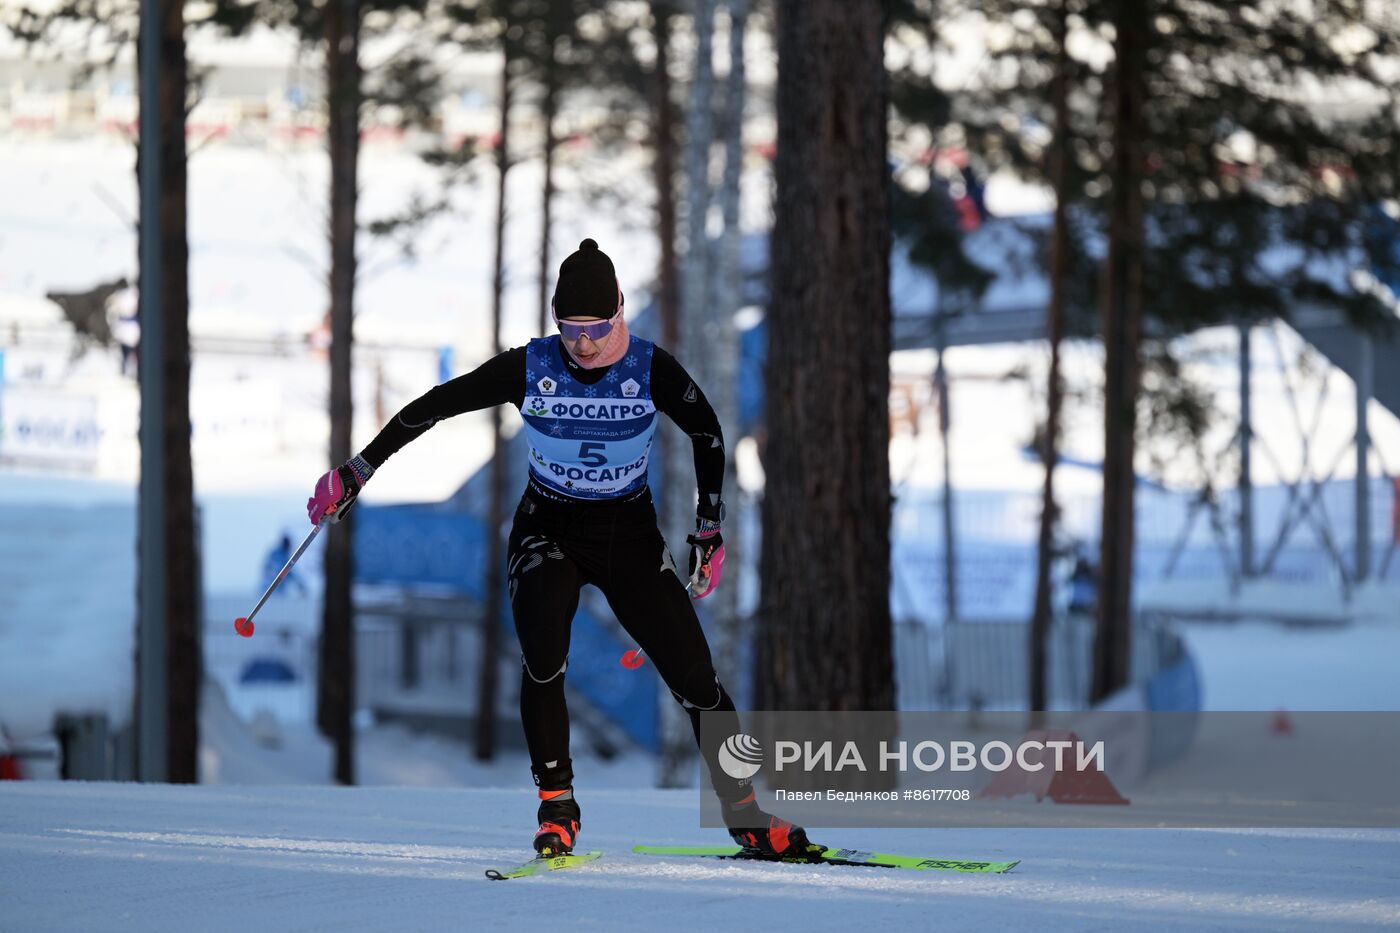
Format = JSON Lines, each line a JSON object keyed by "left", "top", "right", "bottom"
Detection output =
{"left": 478, "top": 36, "right": 514, "bottom": 761}
{"left": 644, "top": 0, "right": 690, "bottom": 785}
{"left": 538, "top": 32, "right": 559, "bottom": 337}
{"left": 318, "top": 0, "right": 361, "bottom": 786}
{"left": 142, "top": 0, "right": 199, "bottom": 783}
{"left": 760, "top": 0, "right": 893, "bottom": 712}
{"left": 655, "top": 0, "right": 719, "bottom": 788}
{"left": 935, "top": 339, "right": 955, "bottom": 629}
{"left": 710, "top": 0, "right": 747, "bottom": 687}
{"left": 650, "top": 2, "right": 681, "bottom": 532}
{"left": 651, "top": 3, "right": 681, "bottom": 355}
{"left": 680, "top": 0, "right": 716, "bottom": 372}
{"left": 1093, "top": 0, "right": 1146, "bottom": 705}
{"left": 1030, "top": 0, "right": 1070, "bottom": 715}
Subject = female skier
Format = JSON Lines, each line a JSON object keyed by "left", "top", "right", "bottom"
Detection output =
{"left": 306, "top": 239, "right": 812, "bottom": 860}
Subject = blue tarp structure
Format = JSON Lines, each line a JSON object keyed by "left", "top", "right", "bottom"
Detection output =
{"left": 239, "top": 657, "right": 299, "bottom": 685}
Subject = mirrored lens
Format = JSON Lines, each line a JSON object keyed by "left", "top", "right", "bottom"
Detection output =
{"left": 559, "top": 319, "right": 614, "bottom": 341}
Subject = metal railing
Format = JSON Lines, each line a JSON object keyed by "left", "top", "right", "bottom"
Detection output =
{"left": 894, "top": 614, "right": 1181, "bottom": 712}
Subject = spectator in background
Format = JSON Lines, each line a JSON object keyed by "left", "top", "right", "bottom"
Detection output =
{"left": 109, "top": 285, "right": 140, "bottom": 378}
{"left": 306, "top": 310, "right": 331, "bottom": 361}
{"left": 261, "top": 532, "right": 308, "bottom": 597}
{"left": 1068, "top": 549, "right": 1098, "bottom": 617}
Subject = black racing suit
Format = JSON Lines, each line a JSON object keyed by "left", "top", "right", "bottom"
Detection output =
{"left": 360, "top": 340, "right": 748, "bottom": 804}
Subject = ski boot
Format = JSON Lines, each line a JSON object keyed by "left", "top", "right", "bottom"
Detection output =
{"left": 533, "top": 787, "right": 581, "bottom": 857}
{"left": 723, "top": 792, "right": 823, "bottom": 861}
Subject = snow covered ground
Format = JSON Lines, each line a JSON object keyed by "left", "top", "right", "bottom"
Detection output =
{"left": 4, "top": 680, "right": 1398, "bottom": 931}
{"left": 3, "top": 780, "right": 1399, "bottom": 932}
{"left": 1180, "top": 618, "right": 1400, "bottom": 711}
{"left": 5, "top": 634, "right": 1397, "bottom": 930}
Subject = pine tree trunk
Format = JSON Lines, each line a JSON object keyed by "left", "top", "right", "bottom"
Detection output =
{"left": 680, "top": 0, "right": 716, "bottom": 371}
{"left": 1093, "top": 0, "right": 1146, "bottom": 705}
{"left": 318, "top": 0, "right": 361, "bottom": 786}
{"left": 760, "top": 0, "right": 893, "bottom": 712}
{"left": 650, "top": 2, "right": 681, "bottom": 531}
{"left": 1030, "top": 0, "right": 1070, "bottom": 714}
{"left": 153, "top": 0, "right": 198, "bottom": 783}
{"left": 538, "top": 37, "right": 558, "bottom": 337}
{"left": 477, "top": 36, "right": 513, "bottom": 762}
{"left": 654, "top": 0, "right": 719, "bottom": 788}
{"left": 650, "top": 4, "right": 680, "bottom": 357}
{"left": 646, "top": 1, "right": 691, "bottom": 786}
{"left": 710, "top": 0, "right": 747, "bottom": 687}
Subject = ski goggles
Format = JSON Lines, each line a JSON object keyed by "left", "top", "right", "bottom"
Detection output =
{"left": 553, "top": 311, "right": 620, "bottom": 342}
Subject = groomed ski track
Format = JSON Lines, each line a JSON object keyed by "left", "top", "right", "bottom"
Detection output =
{"left": 3, "top": 782, "right": 1398, "bottom": 931}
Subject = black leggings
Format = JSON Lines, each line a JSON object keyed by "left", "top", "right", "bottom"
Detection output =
{"left": 506, "top": 487, "right": 746, "bottom": 804}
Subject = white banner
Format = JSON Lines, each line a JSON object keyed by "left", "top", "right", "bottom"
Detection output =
{"left": 0, "top": 387, "right": 100, "bottom": 468}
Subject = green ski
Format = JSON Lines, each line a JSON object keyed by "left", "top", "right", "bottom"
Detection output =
{"left": 485, "top": 850, "right": 603, "bottom": 880}
{"left": 632, "top": 845, "right": 1019, "bottom": 874}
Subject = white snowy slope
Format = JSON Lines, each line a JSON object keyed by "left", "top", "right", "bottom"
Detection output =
{"left": 2, "top": 782, "right": 1399, "bottom": 932}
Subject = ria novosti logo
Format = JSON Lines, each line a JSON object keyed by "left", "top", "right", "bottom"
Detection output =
{"left": 717, "top": 733, "right": 764, "bottom": 780}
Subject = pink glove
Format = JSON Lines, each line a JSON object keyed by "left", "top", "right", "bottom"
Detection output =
{"left": 686, "top": 525, "right": 725, "bottom": 599}
{"left": 307, "top": 455, "right": 374, "bottom": 526}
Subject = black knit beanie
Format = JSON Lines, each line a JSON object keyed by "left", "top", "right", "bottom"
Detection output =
{"left": 552, "top": 238, "right": 619, "bottom": 319}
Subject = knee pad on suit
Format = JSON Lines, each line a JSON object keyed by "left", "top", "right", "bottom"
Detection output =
{"left": 522, "top": 654, "right": 568, "bottom": 684}
{"left": 669, "top": 662, "right": 725, "bottom": 711}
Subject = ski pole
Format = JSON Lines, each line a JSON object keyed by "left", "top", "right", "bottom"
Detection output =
{"left": 620, "top": 581, "right": 695, "bottom": 669}
{"left": 234, "top": 521, "right": 324, "bottom": 638}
